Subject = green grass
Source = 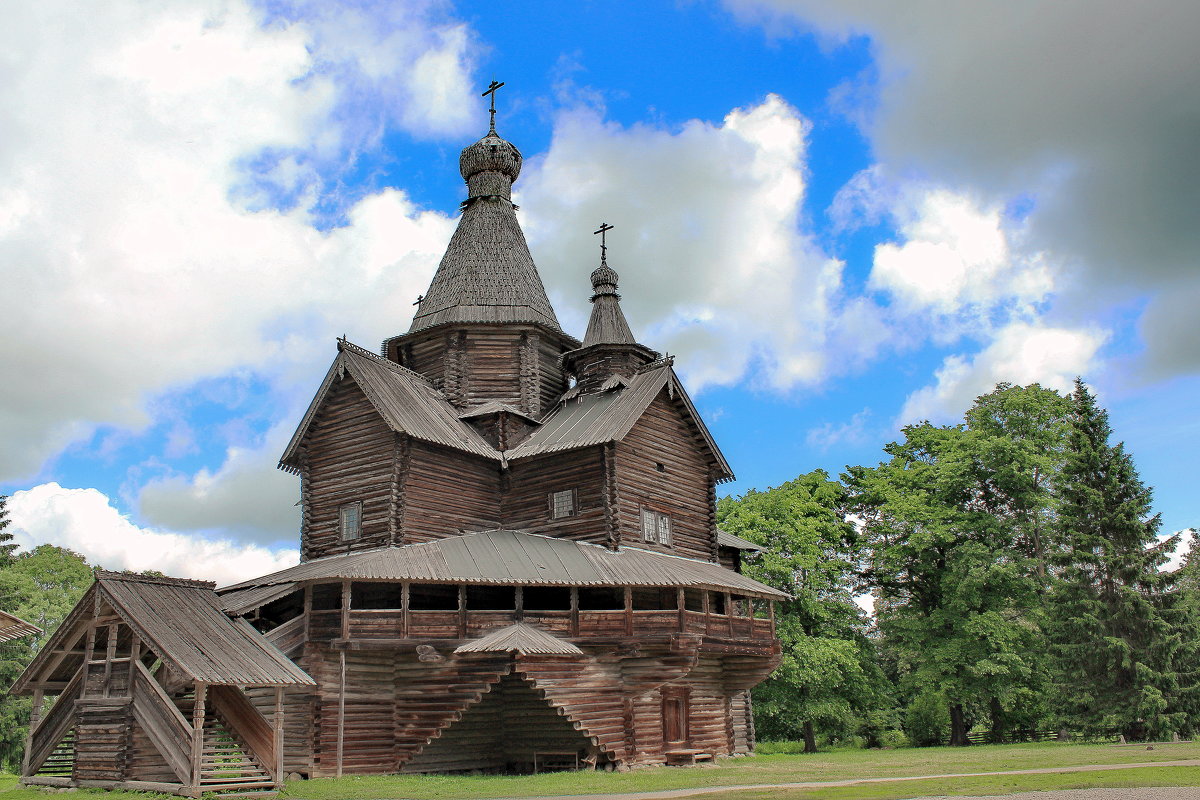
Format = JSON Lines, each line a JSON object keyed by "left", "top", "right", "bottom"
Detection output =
{"left": 2, "top": 741, "right": 1196, "bottom": 800}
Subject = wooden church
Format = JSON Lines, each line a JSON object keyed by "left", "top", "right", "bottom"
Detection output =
{"left": 13, "top": 90, "right": 783, "bottom": 793}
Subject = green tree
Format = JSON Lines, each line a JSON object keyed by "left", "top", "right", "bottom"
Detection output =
{"left": 1046, "top": 380, "right": 1190, "bottom": 740}
{"left": 718, "top": 470, "right": 893, "bottom": 750}
{"left": 848, "top": 384, "right": 1071, "bottom": 746}
{"left": 0, "top": 495, "right": 17, "bottom": 569}
{"left": 0, "top": 545, "right": 92, "bottom": 770}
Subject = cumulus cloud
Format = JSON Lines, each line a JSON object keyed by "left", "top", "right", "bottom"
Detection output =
{"left": 0, "top": 0, "right": 467, "bottom": 480}
{"left": 726, "top": 0, "right": 1200, "bottom": 377}
{"left": 7, "top": 484, "right": 298, "bottom": 586}
{"left": 806, "top": 408, "right": 874, "bottom": 451}
{"left": 899, "top": 322, "right": 1106, "bottom": 424}
{"left": 138, "top": 423, "right": 300, "bottom": 545}
{"left": 518, "top": 95, "right": 870, "bottom": 391}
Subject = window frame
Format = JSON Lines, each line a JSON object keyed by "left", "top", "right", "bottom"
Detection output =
{"left": 641, "top": 507, "right": 672, "bottom": 547}
{"left": 339, "top": 501, "right": 363, "bottom": 541}
{"left": 548, "top": 488, "right": 577, "bottom": 519}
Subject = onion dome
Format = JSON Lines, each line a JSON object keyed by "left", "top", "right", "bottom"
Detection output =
{"left": 590, "top": 261, "right": 620, "bottom": 298}
{"left": 459, "top": 131, "right": 522, "bottom": 183}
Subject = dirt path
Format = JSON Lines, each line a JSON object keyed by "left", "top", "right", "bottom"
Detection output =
{"left": 513, "top": 759, "right": 1200, "bottom": 800}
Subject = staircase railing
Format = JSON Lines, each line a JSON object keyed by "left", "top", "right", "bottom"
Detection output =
{"left": 208, "top": 684, "right": 278, "bottom": 784}
{"left": 25, "top": 668, "right": 84, "bottom": 776}
{"left": 130, "top": 659, "right": 192, "bottom": 783}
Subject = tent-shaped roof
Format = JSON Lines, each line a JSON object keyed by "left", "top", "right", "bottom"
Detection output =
{"left": 219, "top": 529, "right": 784, "bottom": 600}
{"left": 13, "top": 572, "right": 313, "bottom": 694}
{"left": 505, "top": 361, "right": 734, "bottom": 481}
{"left": 454, "top": 622, "right": 583, "bottom": 656}
{"left": 280, "top": 339, "right": 500, "bottom": 471}
{"left": 0, "top": 609, "right": 41, "bottom": 643}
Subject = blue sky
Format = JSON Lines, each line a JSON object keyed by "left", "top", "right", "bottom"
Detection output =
{"left": 2, "top": 0, "right": 1197, "bottom": 583}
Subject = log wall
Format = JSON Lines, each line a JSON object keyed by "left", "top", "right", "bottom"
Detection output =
{"left": 615, "top": 391, "right": 717, "bottom": 561}
{"left": 303, "top": 377, "right": 396, "bottom": 560}
{"left": 502, "top": 449, "right": 607, "bottom": 544}
{"left": 401, "top": 443, "right": 501, "bottom": 543}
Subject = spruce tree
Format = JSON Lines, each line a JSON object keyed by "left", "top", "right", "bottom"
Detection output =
{"left": 0, "top": 495, "right": 16, "bottom": 568}
{"left": 1048, "top": 379, "right": 1185, "bottom": 740}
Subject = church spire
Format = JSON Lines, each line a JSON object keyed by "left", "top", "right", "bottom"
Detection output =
{"left": 407, "top": 81, "right": 561, "bottom": 335}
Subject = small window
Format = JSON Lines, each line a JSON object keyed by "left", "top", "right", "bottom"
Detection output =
{"left": 655, "top": 462, "right": 666, "bottom": 473}
{"left": 641, "top": 508, "right": 672, "bottom": 546}
{"left": 642, "top": 508, "right": 657, "bottom": 543}
{"left": 339, "top": 502, "right": 362, "bottom": 541}
{"left": 549, "top": 489, "right": 576, "bottom": 519}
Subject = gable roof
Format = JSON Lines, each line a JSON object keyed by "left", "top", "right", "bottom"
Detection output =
{"left": 504, "top": 361, "right": 734, "bottom": 481}
{"left": 280, "top": 340, "right": 500, "bottom": 472}
{"left": 454, "top": 622, "right": 583, "bottom": 656}
{"left": 717, "top": 530, "right": 765, "bottom": 553}
{"left": 219, "top": 529, "right": 784, "bottom": 600}
{"left": 0, "top": 610, "right": 41, "bottom": 643}
{"left": 13, "top": 572, "right": 314, "bottom": 693}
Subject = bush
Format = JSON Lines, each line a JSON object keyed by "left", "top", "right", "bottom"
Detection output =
{"left": 904, "top": 692, "right": 949, "bottom": 747}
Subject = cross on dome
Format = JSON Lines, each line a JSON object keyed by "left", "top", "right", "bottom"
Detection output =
{"left": 482, "top": 79, "right": 505, "bottom": 134}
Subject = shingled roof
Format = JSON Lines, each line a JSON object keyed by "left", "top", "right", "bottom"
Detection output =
{"left": 13, "top": 572, "right": 314, "bottom": 694}
{"left": 454, "top": 622, "right": 584, "bottom": 656}
{"left": 280, "top": 340, "right": 500, "bottom": 471}
{"left": 219, "top": 529, "right": 784, "bottom": 599}
{"left": 406, "top": 128, "right": 562, "bottom": 336}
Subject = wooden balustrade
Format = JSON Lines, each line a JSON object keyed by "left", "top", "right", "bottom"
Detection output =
{"left": 129, "top": 661, "right": 191, "bottom": 783}
{"left": 25, "top": 668, "right": 84, "bottom": 776}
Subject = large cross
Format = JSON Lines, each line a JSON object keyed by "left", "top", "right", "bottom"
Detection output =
{"left": 594, "top": 222, "right": 614, "bottom": 260}
{"left": 482, "top": 80, "right": 505, "bottom": 133}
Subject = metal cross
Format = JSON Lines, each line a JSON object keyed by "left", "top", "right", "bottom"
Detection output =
{"left": 413, "top": 294, "right": 424, "bottom": 307}
{"left": 594, "top": 222, "right": 614, "bottom": 260}
{"left": 482, "top": 80, "right": 505, "bottom": 133}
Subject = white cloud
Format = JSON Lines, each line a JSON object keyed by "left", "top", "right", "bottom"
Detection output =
{"left": 518, "top": 94, "right": 868, "bottom": 392}
{"left": 726, "top": 0, "right": 1200, "bottom": 377}
{"left": 138, "top": 423, "right": 300, "bottom": 545}
{"left": 900, "top": 322, "right": 1106, "bottom": 424}
{"left": 806, "top": 408, "right": 873, "bottom": 451}
{"left": 0, "top": 0, "right": 467, "bottom": 480}
{"left": 7, "top": 483, "right": 298, "bottom": 586}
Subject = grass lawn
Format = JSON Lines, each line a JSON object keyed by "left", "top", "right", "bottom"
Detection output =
{"left": 1, "top": 741, "right": 1196, "bottom": 800}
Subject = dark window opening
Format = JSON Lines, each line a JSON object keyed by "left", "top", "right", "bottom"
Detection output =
{"left": 254, "top": 589, "right": 304, "bottom": 631}
{"left": 311, "top": 583, "right": 342, "bottom": 611}
{"left": 708, "top": 591, "right": 727, "bottom": 615}
{"left": 632, "top": 587, "right": 676, "bottom": 611}
{"left": 353, "top": 582, "right": 403, "bottom": 610}
{"left": 655, "top": 462, "right": 666, "bottom": 473}
{"left": 684, "top": 590, "right": 705, "bottom": 612}
{"left": 523, "top": 586, "right": 571, "bottom": 611}
{"left": 409, "top": 583, "right": 459, "bottom": 611}
{"left": 466, "top": 585, "right": 515, "bottom": 610}
{"left": 578, "top": 587, "right": 624, "bottom": 610}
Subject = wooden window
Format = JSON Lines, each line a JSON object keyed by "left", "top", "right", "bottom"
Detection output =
{"left": 549, "top": 489, "right": 576, "bottom": 519}
{"left": 641, "top": 508, "right": 672, "bottom": 546}
{"left": 339, "top": 502, "right": 362, "bottom": 541}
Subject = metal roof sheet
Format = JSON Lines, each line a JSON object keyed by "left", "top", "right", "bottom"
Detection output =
{"left": 0, "top": 609, "right": 42, "bottom": 643}
{"left": 454, "top": 622, "right": 583, "bottom": 656}
{"left": 504, "top": 363, "right": 734, "bottom": 481}
{"left": 717, "top": 530, "right": 765, "bottom": 553}
{"left": 219, "top": 530, "right": 785, "bottom": 600}
{"left": 220, "top": 582, "right": 299, "bottom": 616}
{"left": 280, "top": 341, "right": 500, "bottom": 469}
{"left": 98, "top": 572, "right": 314, "bottom": 686}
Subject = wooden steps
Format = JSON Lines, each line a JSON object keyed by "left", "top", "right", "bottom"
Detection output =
{"left": 34, "top": 730, "right": 75, "bottom": 777}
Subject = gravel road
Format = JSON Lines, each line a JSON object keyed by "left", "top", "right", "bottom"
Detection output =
{"left": 909, "top": 790, "right": 1200, "bottom": 800}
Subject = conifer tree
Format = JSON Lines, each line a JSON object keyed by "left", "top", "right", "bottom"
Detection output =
{"left": 1048, "top": 379, "right": 1185, "bottom": 740}
{"left": 0, "top": 495, "right": 17, "bottom": 569}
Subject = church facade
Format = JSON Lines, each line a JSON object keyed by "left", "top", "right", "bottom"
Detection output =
{"left": 14, "top": 107, "right": 782, "bottom": 792}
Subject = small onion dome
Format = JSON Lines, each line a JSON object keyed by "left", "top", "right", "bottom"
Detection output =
{"left": 459, "top": 131, "right": 523, "bottom": 182}
{"left": 590, "top": 261, "right": 620, "bottom": 297}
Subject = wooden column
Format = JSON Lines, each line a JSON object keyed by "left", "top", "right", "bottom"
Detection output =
{"left": 514, "top": 586, "right": 524, "bottom": 622}
{"left": 569, "top": 587, "right": 579, "bottom": 637}
{"left": 624, "top": 587, "right": 633, "bottom": 636}
{"left": 273, "top": 687, "right": 285, "bottom": 787}
{"left": 703, "top": 590, "right": 711, "bottom": 636}
{"left": 102, "top": 623, "right": 117, "bottom": 697}
{"left": 21, "top": 688, "right": 43, "bottom": 776}
{"left": 677, "top": 588, "right": 685, "bottom": 632}
{"left": 725, "top": 593, "right": 733, "bottom": 637}
{"left": 303, "top": 584, "right": 313, "bottom": 643}
{"left": 457, "top": 585, "right": 467, "bottom": 637}
{"left": 401, "top": 582, "right": 410, "bottom": 639}
{"left": 190, "top": 682, "right": 207, "bottom": 791}
{"left": 336, "top": 650, "right": 346, "bottom": 778}
{"left": 340, "top": 581, "right": 351, "bottom": 640}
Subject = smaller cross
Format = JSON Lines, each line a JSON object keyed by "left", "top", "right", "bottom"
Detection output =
{"left": 594, "top": 222, "right": 614, "bottom": 260}
{"left": 413, "top": 294, "right": 424, "bottom": 307}
{"left": 482, "top": 80, "right": 505, "bottom": 133}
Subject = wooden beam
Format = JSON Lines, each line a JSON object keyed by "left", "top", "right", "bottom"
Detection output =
{"left": 190, "top": 683, "right": 207, "bottom": 792}
{"left": 457, "top": 585, "right": 466, "bottom": 637}
{"left": 624, "top": 587, "right": 633, "bottom": 636}
{"left": 677, "top": 588, "right": 685, "bottom": 633}
{"left": 401, "top": 582, "right": 410, "bottom": 639}
{"left": 21, "top": 688, "right": 43, "bottom": 776}
{"left": 273, "top": 688, "right": 285, "bottom": 788}
{"left": 102, "top": 623, "right": 117, "bottom": 698}
{"left": 336, "top": 650, "right": 346, "bottom": 778}
{"left": 569, "top": 587, "right": 579, "bottom": 637}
